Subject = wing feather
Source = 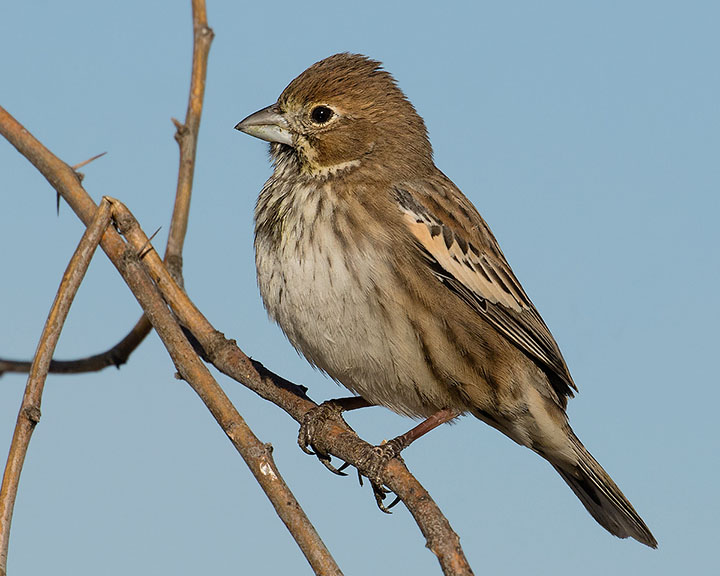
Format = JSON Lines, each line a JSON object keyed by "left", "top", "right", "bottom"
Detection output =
{"left": 394, "top": 182, "right": 577, "bottom": 402}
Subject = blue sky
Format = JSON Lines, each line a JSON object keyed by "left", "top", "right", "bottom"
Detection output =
{"left": 1, "top": 1, "right": 718, "bottom": 574}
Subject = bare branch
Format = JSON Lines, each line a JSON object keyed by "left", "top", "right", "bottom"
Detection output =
{"left": 0, "top": 0, "right": 214, "bottom": 376}
{"left": 0, "top": 323, "right": 150, "bottom": 375}
{"left": 166, "top": 0, "right": 214, "bottom": 280}
{"left": 0, "top": 200, "right": 113, "bottom": 576}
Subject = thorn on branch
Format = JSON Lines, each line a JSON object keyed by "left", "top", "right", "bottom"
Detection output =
{"left": 172, "top": 118, "right": 187, "bottom": 142}
{"left": 138, "top": 226, "right": 162, "bottom": 259}
{"left": 71, "top": 151, "right": 108, "bottom": 183}
{"left": 72, "top": 151, "right": 107, "bottom": 171}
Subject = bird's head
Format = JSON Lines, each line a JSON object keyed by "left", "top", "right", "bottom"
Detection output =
{"left": 235, "top": 53, "right": 433, "bottom": 179}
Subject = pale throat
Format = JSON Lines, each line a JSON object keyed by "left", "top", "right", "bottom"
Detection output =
{"left": 306, "top": 158, "right": 361, "bottom": 178}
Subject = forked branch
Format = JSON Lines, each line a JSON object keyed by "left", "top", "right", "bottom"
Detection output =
{"left": 0, "top": 0, "right": 213, "bottom": 377}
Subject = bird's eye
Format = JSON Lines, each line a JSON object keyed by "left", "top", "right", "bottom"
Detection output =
{"left": 310, "top": 106, "right": 334, "bottom": 125}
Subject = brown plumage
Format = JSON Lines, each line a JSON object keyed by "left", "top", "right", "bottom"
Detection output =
{"left": 235, "top": 53, "right": 657, "bottom": 547}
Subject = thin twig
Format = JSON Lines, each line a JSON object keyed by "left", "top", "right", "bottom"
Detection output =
{"left": 166, "top": 0, "right": 214, "bottom": 282}
{"left": 0, "top": 200, "right": 113, "bottom": 576}
{"left": 0, "top": 324, "right": 150, "bottom": 375}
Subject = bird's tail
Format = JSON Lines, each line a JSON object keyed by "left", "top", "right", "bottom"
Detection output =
{"left": 552, "top": 431, "right": 657, "bottom": 548}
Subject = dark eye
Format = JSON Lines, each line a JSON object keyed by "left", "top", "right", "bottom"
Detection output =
{"left": 310, "top": 105, "right": 334, "bottom": 125}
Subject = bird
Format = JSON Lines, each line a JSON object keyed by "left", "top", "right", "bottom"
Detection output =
{"left": 234, "top": 52, "right": 657, "bottom": 548}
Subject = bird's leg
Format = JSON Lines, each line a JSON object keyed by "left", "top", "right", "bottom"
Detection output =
{"left": 358, "top": 408, "right": 461, "bottom": 513}
{"left": 389, "top": 408, "right": 462, "bottom": 450}
{"left": 298, "top": 396, "right": 373, "bottom": 475}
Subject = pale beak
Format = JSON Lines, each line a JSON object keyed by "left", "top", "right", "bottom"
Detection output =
{"left": 234, "top": 104, "right": 293, "bottom": 146}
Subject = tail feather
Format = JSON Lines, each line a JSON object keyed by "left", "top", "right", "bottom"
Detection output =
{"left": 553, "top": 432, "right": 657, "bottom": 548}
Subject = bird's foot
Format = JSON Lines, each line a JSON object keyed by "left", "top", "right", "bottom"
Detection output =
{"left": 355, "top": 436, "right": 408, "bottom": 513}
{"left": 298, "top": 398, "right": 414, "bottom": 513}
{"left": 298, "top": 400, "right": 352, "bottom": 476}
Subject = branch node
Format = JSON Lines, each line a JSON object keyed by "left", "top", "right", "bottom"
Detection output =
{"left": 164, "top": 254, "right": 184, "bottom": 283}
{"left": 22, "top": 405, "right": 42, "bottom": 424}
{"left": 109, "top": 205, "right": 134, "bottom": 237}
{"left": 197, "top": 25, "right": 214, "bottom": 40}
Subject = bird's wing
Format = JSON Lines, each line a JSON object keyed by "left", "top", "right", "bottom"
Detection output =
{"left": 394, "top": 180, "right": 577, "bottom": 403}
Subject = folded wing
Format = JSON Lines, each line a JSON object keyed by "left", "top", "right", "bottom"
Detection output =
{"left": 394, "top": 181, "right": 577, "bottom": 405}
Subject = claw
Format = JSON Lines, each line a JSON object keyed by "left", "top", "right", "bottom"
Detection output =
{"left": 298, "top": 439, "right": 316, "bottom": 456}
{"left": 316, "top": 453, "right": 349, "bottom": 476}
{"left": 373, "top": 483, "right": 394, "bottom": 514}
{"left": 298, "top": 401, "right": 352, "bottom": 475}
{"left": 355, "top": 441, "right": 408, "bottom": 513}
{"left": 372, "top": 485, "right": 401, "bottom": 513}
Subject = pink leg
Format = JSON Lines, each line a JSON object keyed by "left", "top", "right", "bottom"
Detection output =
{"left": 391, "top": 408, "right": 461, "bottom": 450}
